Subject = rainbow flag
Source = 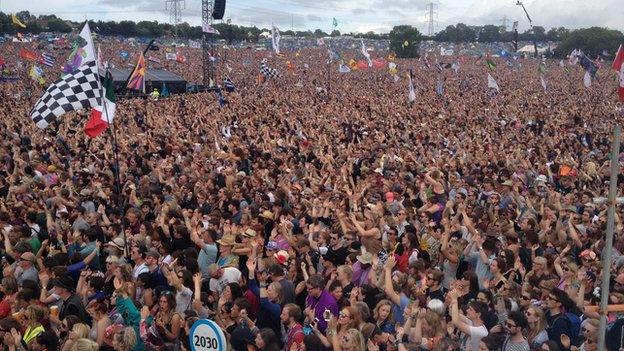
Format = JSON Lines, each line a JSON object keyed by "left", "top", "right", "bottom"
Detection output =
{"left": 127, "top": 53, "right": 146, "bottom": 93}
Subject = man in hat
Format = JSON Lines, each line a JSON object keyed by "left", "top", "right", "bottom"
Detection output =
{"left": 52, "top": 275, "right": 89, "bottom": 324}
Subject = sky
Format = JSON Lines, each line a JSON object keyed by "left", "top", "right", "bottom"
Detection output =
{"left": 1, "top": 0, "right": 622, "bottom": 35}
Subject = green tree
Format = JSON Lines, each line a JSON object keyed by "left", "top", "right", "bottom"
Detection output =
{"left": 330, "top": 29, "right": 340, "bottom": 37}
{"left": 555, "top": 27, "right": 624, "bottom": 58}
{"left": 546, "top": 27, "right": 569, "bottom": 42}
{"left": 479, "top": 25, "right": 502, "bottom": 42}
{"left": 389, "top": 25, "right": 421, "bottom": 58}
{"left": 47, "top": 18, "right": 72, "bottom": 33}
{"left": 314, "top": 29, "right": 328, "bottom": 37}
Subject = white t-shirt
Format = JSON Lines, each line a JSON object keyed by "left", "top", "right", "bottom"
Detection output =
{"left": 133, "top": 262, "right": 149, "bottom": 279}
{"left": 467, "top": 325, "right": 488, "bottom": 351}
{"left": 209, "top": 267, "right": 241, "bottom": 294}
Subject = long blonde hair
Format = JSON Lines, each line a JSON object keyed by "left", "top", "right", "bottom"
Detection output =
{"left": 69, "top": 338, "right": 99, "bottom": 351}
{"left": 344, "top": 328, "right": 366, "bottom": 351}
{"left": 527, "top": 307, "right": 547, "bottom": 342}
{"left": 72, "top": 323, "right": 90, "bottom": 339}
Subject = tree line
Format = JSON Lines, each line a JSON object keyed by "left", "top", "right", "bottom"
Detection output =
{"left": 1, "top": 11, "right": 622, "bottom": 58}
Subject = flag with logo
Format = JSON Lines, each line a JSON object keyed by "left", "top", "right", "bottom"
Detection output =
{"left": 176, "top": 53, "right": 187, "bottom": 63}
{"left": 40, "top": 53, "right": 55, "bottom": 68}
{"left": 127, "top": 53, "right": 146, "bottom": 93}
{"left": 485, "top": 58, "right": 496, "bottom": 71}
{"left": 84, "top": 70, "right": 116, "bottom": 138}
{"left": 29, "top": 66, "right": 44, "bottom": 85}
{"left": 333, "top": 18, "right": 338, "bottom": 27}
{"left": 161, "top": 81, "right": 170, "bottom": 97}
{"left": 12, "top": 14, "right": 26, "bottom": 28}
{"left": 30, "top": 22, "right": 101, "bottom": 129}
{"left": 612, "top": 44, "right": 624, "bottom": 101}
{"left": 165, "top": 53, "right": 177, "bottom": 61}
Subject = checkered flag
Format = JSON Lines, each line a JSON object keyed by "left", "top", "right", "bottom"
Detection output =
{"left": 30, "top": 61, "right": 101, "bottom": 129}
{"left": 260, "top": 62, "right": 279, "bottom": 79}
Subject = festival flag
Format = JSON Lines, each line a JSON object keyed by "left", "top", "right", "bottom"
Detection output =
{"left": 579, "top": 52, "right": 598, "bottom": 78}
{"left": 39, "top": 53, "right": 55, "bottom": 68}
{"left": 408, "top": 71, "right": 416, "bottom": 102}
{"left": 148, "top": 56, "right": 161, "bottom": 64}
{"left": 30, "top": 62, "right": 100, "bottom": 128}
{"left": 339, "top": 62, "right": 351, "bottom": 73}
{"left": 29, "top": 66, "right": 44, "bottom": 83}
{"left": 286, "top": 61, "right": 294, "bottom": 71}
{"left": 388, "top": 62, "right": 398, "bottom": 75}
{"left": 613, "top": 44, "right": 624, "bottom": 101}
{"left": 402, "top": 40, "right": 409, "bottom": 49}
{"left": 569, "top": 49, "right": 580, "bottom": 65}
{"left": 436, "top": 75, "right": 444, "bottom": 95}
{"left": 271, "top": 25, "right": 281, "bottom": 54}
{"left": 127, "top": 53, "right": 146, "bottom": 93}
{"left": 63, "top": 22, "right": 96, "bottom": 75}
{"left": 165, "top": 52, "right": 177, "bottom": 61}
{"left": 540, "top": 75, "right": 547, "bottom": 91}
{"left": 583, "top": 71, "right": 591, "bottom": 88}
{"left": 84, "top": 71, "right": 116, "bottom": 138}
{"left": 538, "top": 61, "right": 546, "bottom": 75}
{"left": 360, "top": 39, "right": 372, "bottom": 67}
{"left": 260, "top": 60, "right": 279, "bottom": 78}
{"left": 30, "top": 22, "right": 100, "bottom": 129}
{"left": 372, "top": 58, "right": 386, "bottom": 69}
{"left": 176, "top": 53, "right": 187, "bottom": 63}
{"left": 356, "top": 60, "right": 368, "bottom": 70}
{"left": 0, "top": 58, "right": 5, "bottom": 70}
{"left": 223, "top": 77, "right": 235, "bottom": 92}
{"left": 19, "top": 48, "right": 38, "bottom": 61}
{"left": 451, "top": 60, "right": 460, "bottom": 74}
{"left": 485, "top": 58, "right": 496, "bottom": 71}
{"left": 202, "top": 22, "right": 220, "bottom": 34}
{"left": 12, "top": 14, "right": 26, "bottom": 28}
{"left": 487, "top": 73, "right": 500, "bottom": 92}
{"left": 317, "top": 38, "right": 325, "bottom": 46}
{"left": 332, "top": 18, "right": 338, "bottom": 27}
{"left": 613, "top": 44, "right": 624, "bottom": 72}
{"left": 161, "top": 82, "right": 170, "bottom": 97}
{"left": 348, "top": 59, "right": 358, "bottom": 70}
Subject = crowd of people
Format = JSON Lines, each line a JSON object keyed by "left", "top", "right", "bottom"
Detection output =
{"left": 0, "top": 33, "right": 624, "bottom": 351}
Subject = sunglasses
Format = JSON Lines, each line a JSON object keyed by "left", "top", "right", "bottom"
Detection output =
{"left": 521, "top": 295, "right": 531, "bottom": 301}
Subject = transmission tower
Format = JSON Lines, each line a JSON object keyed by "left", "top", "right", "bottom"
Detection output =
{"left": 425, "top": 2, "right": 438, "bottom": 36}
{"left": 165, "top": 0, "right": 185, "bottom": 37}
{"left": 500, "top": 15, "right": 508, "bottom": 31}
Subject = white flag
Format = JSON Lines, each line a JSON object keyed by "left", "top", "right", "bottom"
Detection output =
{"left": 487, "top": 73, "right": 500, "bottom": 91}
{"left": 202, "top": 22, "right": 220, "bottom": 34}
{"left": 339, "top": 63, "right": 351, "bottom": 73}
{"left": 569, "top": 49, "right": 580, "bottom": 65}
{"left": 271, "top": 25, "right": 281, "bottom": 53}
{"left": 540, "top": 75, "right": 547, "bottom": 91}
{"left": 361, "top": 39, "right": 372, "bottom": 67}
{"left": 583, "top": 71, "right": 591, "bottom": 87}
{"left": 451, "top": 60, "right": 460, "bottom": 74}
{"left": 408, "top": 74, "right": 416, "bottom": 102}
{"left": 79, "top": 22, "right": 96, "bottom": 64}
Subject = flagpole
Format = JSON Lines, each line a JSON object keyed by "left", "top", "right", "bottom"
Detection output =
{"left": 95, "top": 45, "right": 127, "bottom": 258}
